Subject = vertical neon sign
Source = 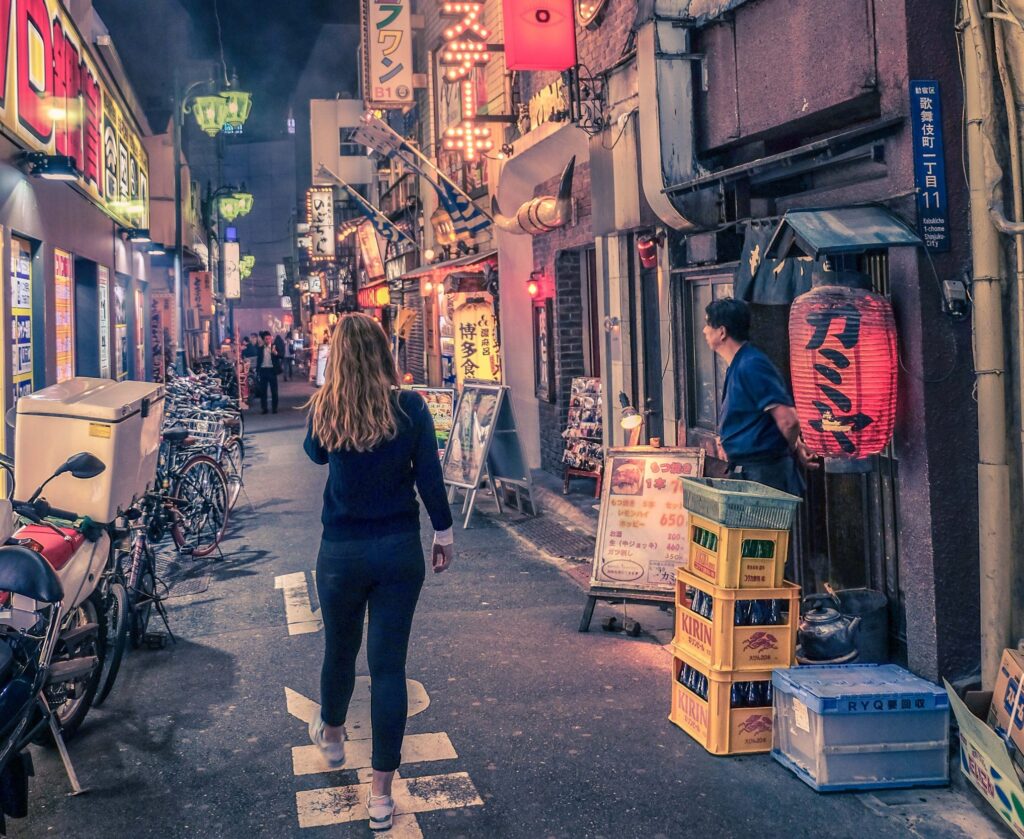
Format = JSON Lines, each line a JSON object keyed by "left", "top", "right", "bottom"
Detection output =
{"left": 439, "top": 2, "right": 493, "bottom": 162}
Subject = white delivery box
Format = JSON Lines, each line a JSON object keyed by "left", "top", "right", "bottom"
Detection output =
{"left": 14, "top": 377, "right": 165, "bottom": 523}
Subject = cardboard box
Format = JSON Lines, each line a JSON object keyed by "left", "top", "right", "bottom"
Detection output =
{"left": 946, "top": 680, "right": 1024, "bottom": 838}
{"left": 990, "top": 649, "right": 1024, "bottom": 768}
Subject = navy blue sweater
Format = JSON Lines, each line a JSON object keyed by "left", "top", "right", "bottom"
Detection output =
{"left": 303, "top": 390, "right": 454, "bottom": 541}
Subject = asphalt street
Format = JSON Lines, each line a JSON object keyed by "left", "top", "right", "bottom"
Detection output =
{"left": 7, "top": 381, "right": 1006, "bottom": 838}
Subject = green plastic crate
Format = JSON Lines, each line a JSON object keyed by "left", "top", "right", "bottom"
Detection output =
{"left": 681, "top": 478, "right": 800, "bottom": 530}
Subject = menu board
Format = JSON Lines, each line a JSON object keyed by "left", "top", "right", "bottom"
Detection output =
{"left": 413, "top": 387, "right": 455, "bottom": 452}
{"left": 10, "top": 234, "right": 32, "bottom": 400}
{"left": 562, "top": 377, "right": 603, "bottom": 472}
{"left": 54, "top": 249, "right": 74, "bottom": 383}
{"left": 443, "top": 383, "right": 502, "bottom": 489}
{"left": 590, "top": 447, "right": 705, "bottom": 594}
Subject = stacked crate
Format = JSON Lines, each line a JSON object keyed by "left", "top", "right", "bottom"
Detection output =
{"left": 670, "top": 478, "right": 801, "bottom": 755}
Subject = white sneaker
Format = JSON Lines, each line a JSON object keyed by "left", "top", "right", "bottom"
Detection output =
{"left": 308, "top": 713, "right": 346, "bottom": 765}
{"left": 367, "top": 793, "right": 395, "bottom": 831}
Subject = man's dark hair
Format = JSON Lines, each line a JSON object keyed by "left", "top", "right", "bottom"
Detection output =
{"left": 705, "top": 297, "right": 751, "bottom": 342}
{"left": 259, "top": 330, "right": 270, "bottom": 338}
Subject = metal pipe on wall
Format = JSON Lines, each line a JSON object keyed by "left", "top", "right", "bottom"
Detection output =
{"left": 962, "top": 0, "right": 1014, "bottom": 688}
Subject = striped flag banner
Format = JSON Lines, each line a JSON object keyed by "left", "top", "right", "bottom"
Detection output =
{"left": 352, "top": 113, "right": 492, "bottom": 239}
{"left": 315, "top": 164, "right": 417, "bottom": 249}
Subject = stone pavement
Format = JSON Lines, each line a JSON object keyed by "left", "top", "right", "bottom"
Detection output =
{"left": 5, "top": 380, "right": 1006, "bottom": 838}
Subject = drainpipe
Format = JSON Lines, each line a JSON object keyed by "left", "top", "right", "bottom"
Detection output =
{"left": 962, "top": 0, "right": 1013, "bottom": 688}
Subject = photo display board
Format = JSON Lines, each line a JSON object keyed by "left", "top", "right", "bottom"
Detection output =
{"left": 443, "top": 383, "right": 503, "bottom": 489}
{"left": 590, "top": 447, "right": 706, "bottom": 594}
{"left": 562, "top": 377, "right": 603, "bottom": 472}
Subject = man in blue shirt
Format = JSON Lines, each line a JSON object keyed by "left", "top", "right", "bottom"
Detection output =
{"left": 703, "top": 298, "right": 816, "bottom": 495}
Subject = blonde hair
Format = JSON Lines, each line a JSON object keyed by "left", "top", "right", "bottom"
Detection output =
{"left": 306, "top": 313, "right": 400, "bottom": 452}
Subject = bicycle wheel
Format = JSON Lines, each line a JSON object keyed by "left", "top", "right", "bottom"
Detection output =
{"left": 170, "top": 454, "right": 229, "bottom": 558}
{"left": 129, "top": 545, "right": 157, "bottom": 649}
{"left": 221, "top": 435, "right": 244, "bottom": 510}
{"left": 92, "top": 579, "right": 128, "bottom": 707}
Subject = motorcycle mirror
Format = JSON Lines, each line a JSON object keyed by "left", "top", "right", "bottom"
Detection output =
{"left": 4, "top": 406, "right": 15, "bottom": 429}
{"left": 62, "top": 452, "right": 106, "bottom": 480}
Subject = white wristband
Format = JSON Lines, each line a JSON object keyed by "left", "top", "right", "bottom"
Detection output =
{"left": 433, "top": 527, "right": 454, "bottom": 547}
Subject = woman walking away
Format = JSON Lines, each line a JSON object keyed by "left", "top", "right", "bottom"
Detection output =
{"left": 303, "top": 313, "right": 454, "bottom": 831}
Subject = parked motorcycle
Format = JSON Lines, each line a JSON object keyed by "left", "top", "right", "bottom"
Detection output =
{"left": 0, "top": 452, "right": 109, "bottom": 832}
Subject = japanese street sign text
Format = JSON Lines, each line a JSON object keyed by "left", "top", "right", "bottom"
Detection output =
{"left": 910, "top": 80, "right": 950, "bottom": 252}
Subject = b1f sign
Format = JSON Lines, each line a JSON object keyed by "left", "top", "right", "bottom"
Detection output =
{"left": 362, "top": 0, "right": 414, "bottom": 108}
{"left": 503, "top": 0, "right": 577, "bottom": 71}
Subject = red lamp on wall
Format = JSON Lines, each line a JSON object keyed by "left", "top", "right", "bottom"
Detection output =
{"left": 789, "top": 284, "right": 898, "bottom": 461}
{"left": 527, "top": 270, "right": 542, "bottom": 297}
{"left": 637, "top": 233, "right": 664, "bottom": 269}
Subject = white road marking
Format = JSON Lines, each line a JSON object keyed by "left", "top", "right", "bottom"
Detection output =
{"left": 296, "top": 772, "right": 483, "bottom": 828}
{"left": 285, "top": 677, "right": 430, "bottom": 739}
{"left": 274, "top": 571, "right": 321, "bottom": 635}
{"left": 293, "top": 731, "right": 458, "bottom": 776}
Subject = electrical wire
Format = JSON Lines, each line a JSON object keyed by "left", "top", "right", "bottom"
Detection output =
{"left": 213, "top": 0, "right": 230, "bottom": 87}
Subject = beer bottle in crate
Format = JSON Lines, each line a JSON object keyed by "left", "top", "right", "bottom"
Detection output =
{"left": 700, "top": 591, "right": 714, "bottom": 620}
{"left": 768, "top": 598, "right": 782, "bottom": 625}
{"left": 731, "top": 682, "right": 748, "bottom": 708}
{"left": 746, "top": 680, "right": 767, "bottom": 708}
{"left": 749, "top": 600, "right": 770, "bottom": 625}
{"left": 735, "top": 600, "right": 751, "bottom": 626}
{"left": 678, "top": 663, "right": 690, "bottom": 687}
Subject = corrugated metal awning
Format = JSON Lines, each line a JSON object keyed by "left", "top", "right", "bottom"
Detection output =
{"left": 765, "top": 206, "right": 922, "bottom": 260}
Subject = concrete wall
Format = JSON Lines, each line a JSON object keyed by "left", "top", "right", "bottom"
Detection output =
{"left": 310, "top": 99, "right": 374, "bottom": 188}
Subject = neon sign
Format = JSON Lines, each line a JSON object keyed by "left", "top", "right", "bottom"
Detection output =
{"left": 439, "top": 2, "right": 493, "bottom": 162}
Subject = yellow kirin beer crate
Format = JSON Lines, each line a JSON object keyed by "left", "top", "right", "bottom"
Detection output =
{"left": 673, "top": 568, "right": 800, "bottom": 672}
{"left": 670, "top": 649, "right": 777, "bottom": 756}
{"left": 686, "top": 513, "right": 788, "bottom": 589}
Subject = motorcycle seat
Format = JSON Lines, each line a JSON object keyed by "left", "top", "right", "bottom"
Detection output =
{"left": 14, "top": 526, "right": 85, "bottom": 573}
{"left": 0, "top": 545, "right": 63, "bottom": 603}
{"left": 162, "top": 427, "right": 190, "bottom": 443}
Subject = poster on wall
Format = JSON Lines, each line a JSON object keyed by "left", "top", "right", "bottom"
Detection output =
{"left": 443, "top": 383, "right": 502, "bottom": 489}
{"left": 10, "top": 235, "right": 32, "bottom": 400}
{"left": 54, "top": 249, "right": 74, "bottom": 383}
{"left": 412, "top": 387, "right": 455, "bottom": 452}
{"left": 98, "top": 266, "right": 110, "bottom": 378}
{"left": 562, "top": 377, "right": 604, "bottom": 473}
{"left": 453, "top": 298, "right": 501, "bottom": 388}
{"left": 114, "top": 282, "right": 127, "bottom": 381}
{"left": 589, "top": 447, "right": 706, "bottom": 594}
{"left": 134, "top": 289, "right": 145, "bottom": 379}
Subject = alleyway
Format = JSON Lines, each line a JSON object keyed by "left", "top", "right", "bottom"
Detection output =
{"left": 7, "top": 382, "right": 1003, "bottom": 839}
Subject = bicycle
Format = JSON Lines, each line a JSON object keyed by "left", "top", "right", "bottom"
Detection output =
{"left": 156, "top": 428, "right": 230, "bottom": 558}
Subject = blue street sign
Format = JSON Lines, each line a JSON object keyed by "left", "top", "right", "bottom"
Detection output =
{"left": 910, "top": 80, "right": 951, "bottom": 252}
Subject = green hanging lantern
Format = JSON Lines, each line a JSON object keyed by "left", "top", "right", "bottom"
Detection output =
{"left": 218, "top": 195, "right": 242, "bottom": 221}
{"left": 221, "top": 90, "right": 253, "bottom": 129}
{"left": 232, "top": 192, "right": 254, "bottom": 217}
{"left": 192, "top": 95, "right": 228, "bottom": 137}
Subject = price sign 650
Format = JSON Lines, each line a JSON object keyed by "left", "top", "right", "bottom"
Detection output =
{"left": 660, "top": 513, "right": 687, "bottom": 528}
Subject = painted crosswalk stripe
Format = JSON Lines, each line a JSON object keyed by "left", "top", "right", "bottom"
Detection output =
{"left": 296, "top": 772, "right": 483, "bottom": 828}
{"left": 292, "top": 731, "right": 457, "bottom": 776}
{"left": 274, "top": 571, "right": 321, "bottom": 635}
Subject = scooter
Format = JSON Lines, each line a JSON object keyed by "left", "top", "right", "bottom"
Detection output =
{"left": 0, "top": 452, "right": 108, "bottom": 832}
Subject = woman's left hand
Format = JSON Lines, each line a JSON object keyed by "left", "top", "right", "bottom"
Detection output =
{"left": 431, "top": 543, "right": 454, "bottom": 574}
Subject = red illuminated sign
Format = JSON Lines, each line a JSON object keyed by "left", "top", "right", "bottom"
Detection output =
{"left": 439, "top": 1, "right": 493, "bottom": 162}
{"left": 502, "top": 0, "right": 577, "bottom": 71}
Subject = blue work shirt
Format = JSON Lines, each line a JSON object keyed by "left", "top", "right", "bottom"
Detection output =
{"left": 719, "top": 343, "right": 794, "bottom": 464}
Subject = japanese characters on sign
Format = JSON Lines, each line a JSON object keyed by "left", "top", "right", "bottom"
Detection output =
{"left": 439, "top": 1, "right": 494, "bottom": 162}
{"left": 910, "top": 80, "right": 950, "bottom": 252}
{"left": 591, "top": 448, "right": 706, "bottom": 594}
{"left": 452, "top": 299, "right": 501, "bottom": 388}
{"left": 224, "top": 241, "right": 241, "bottom": 299}
{"left": 361, "top": 0, "right": 414, "bottom": 108}
{"left": 356, "top": 220, "right": 385, "bottom": 280}
{"left": 97, "top": 265, "right": 110, "bottom": 378}
{"left": 502, "top": 0, "right": 577, "bottom": 71}
{"left": 54, "top": 249, "right": 74, "bottom": 383}
{"left": 0, "top": 0, "right": 149, "bottom": 229}
{"left": 306, "top": 187, "right": 335, "bottom": 261}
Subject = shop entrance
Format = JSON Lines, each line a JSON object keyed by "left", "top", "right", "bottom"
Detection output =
{"left": 672, "top": 261, "right": 906, "bottom": 662}
{"left": 74, "top": 259, "right": 101, "bottom": 377}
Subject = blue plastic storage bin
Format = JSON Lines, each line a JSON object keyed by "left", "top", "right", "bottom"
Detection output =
{"left": 771, "top": 664, "right": 950, "bottom": 792}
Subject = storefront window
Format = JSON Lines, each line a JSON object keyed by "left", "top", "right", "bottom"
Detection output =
{"left": 682, "top": 275, "right": 733, "bottom": 433}
{"left": 54, "top": 249, "right": 74, "bottom": 383}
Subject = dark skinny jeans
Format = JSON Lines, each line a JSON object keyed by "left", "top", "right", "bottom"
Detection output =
{"left": 316, "top": 531, "right": 425, "bottom": 772}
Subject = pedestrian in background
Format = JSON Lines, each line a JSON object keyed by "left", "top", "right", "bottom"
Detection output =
{"left": 256, "top": 330, "right": 281, "bottom": 414}
{"left": 303, "top": 313, "right": 454, "bottom": 832}
{"left": 283, "top": 330, "right": 295, "bottom": 381}
{"left": 703, "top": 297, "right": 817, "bottom": 495}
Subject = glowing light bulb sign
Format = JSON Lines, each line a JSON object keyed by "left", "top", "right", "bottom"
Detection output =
{"left": 439, "top": 2, "right": 494, "bottom": 162}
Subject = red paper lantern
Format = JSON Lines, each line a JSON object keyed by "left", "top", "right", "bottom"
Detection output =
{"left": 502, "top": 0, "right": 578, "bottom": 71}
{"left": 788, "top": 285, "right": 897, "bottom": 459}
{"left": 637, "top": 234, "right": 659, "bottom": 269}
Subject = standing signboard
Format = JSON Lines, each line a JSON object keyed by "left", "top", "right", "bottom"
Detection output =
{"left": 581, "top": 447, "right": 705, "bottom": 630}
{"left": 361, "top": 0, "right": 414, "bottom": 108}
{"left": 413, "top": 387, "right": 456, "bottom": 453}
{"left": 443, "top": 383, "right": 534, "bottom": 527}
{"left": 909, "top": 80, "right": 951, "bottom": 252}
{"left": 53, "top": 249, "right": 74, "bottom": 382}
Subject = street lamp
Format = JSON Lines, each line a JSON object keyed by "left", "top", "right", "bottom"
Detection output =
{"left": 173, "top": 74, "right": 253, "bottom": 373}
